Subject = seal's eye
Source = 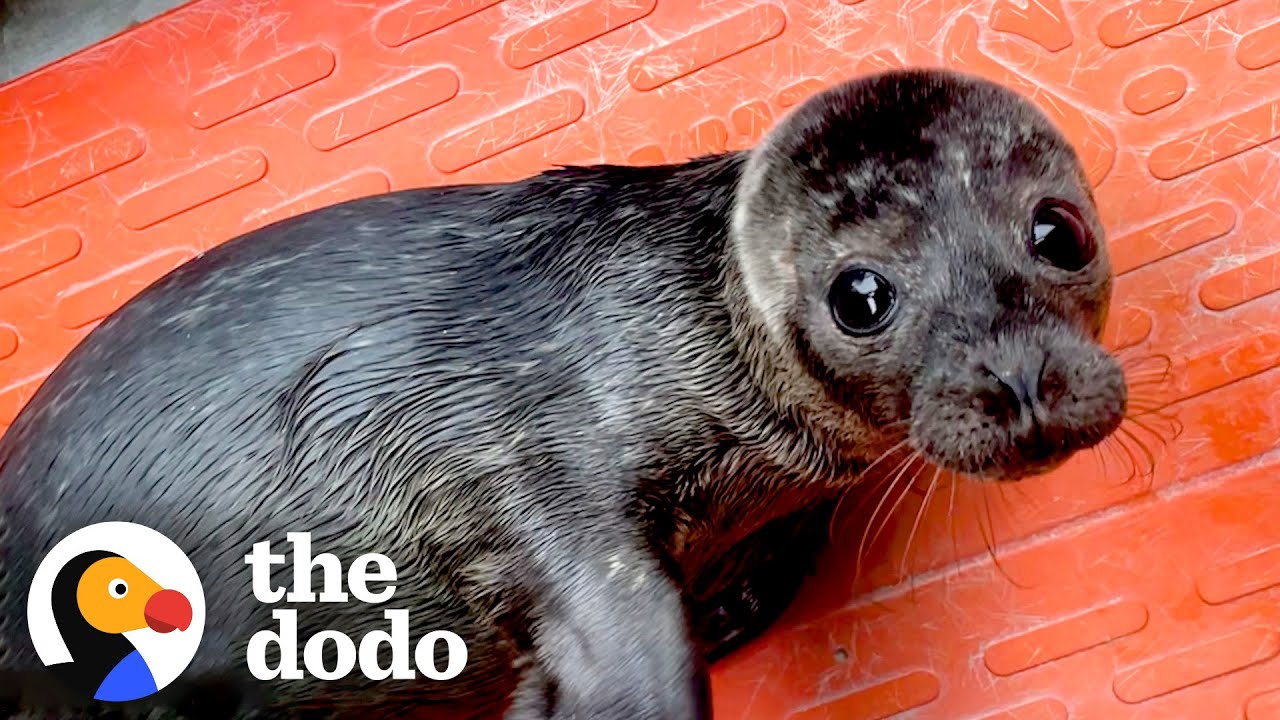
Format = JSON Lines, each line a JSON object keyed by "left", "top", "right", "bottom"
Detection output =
{"left": 829, "top": 268, "right": 896, "bottom": 335}
{"left": 1031, "top": 201, "right": 1094, "bottom": 272}
{"left": 108, "top": 579, "right": 128, "bottom": 599}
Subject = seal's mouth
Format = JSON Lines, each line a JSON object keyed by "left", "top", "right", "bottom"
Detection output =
{"left": 906, "top": 395, "right": 1125, "bottom": 483}
{"left": 938, "top": 450, "right": 1070, "bottom": 483}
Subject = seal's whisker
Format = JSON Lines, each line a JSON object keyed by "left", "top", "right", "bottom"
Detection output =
{"left": 1115, "top": 425, "right": 1159, "bottom": 490}
{"left": 1124, "top": 401, "right": 1176, "bottom": 416}
{"left": 865, "top": 459, "right": 929, "bottom": 567}
{"left": 1100, "top": 422, "right": 1141, "bottom": 474}
{"left": 975, "top": 483, "right": 1001, "bottom": 572}
{"left": 1124, "top": 368, "right": 1174, "bottom": 383}
{"left": 1124, "top": 382, "right": 1176, "bottom": 405}
{"left": 1122, "top": 369, "right": 1177, "bottom": 397}
{"left": 1123, "top": 388, "right": 1174, "bottom": 408}
{"left": 1089, "top": 443, "right": 1109, "bottom": 477}
{"left": 841, "top": 453, "right": 919, "bottom": 579}
{"left": 853, "top": 452, "right": 920, "bottom": 570}
{"left": 946, "top": 469, "right": 960, "bottom": 523}
{"left": 855, "top": 451, "right": 924, "bottom": 582}
{"left": 946, "top": 470, "right": 964, "bottom": 569}
{"left": 1103, "top": 430, "right": 1143, "bottom": 486}
{"left": 1123, "top": 391, "right": 1181, "bottom": 430}
{"left": 900, "top": 466, "right": 942, "bottom": 581}
{"left": 1103, "top": 433, "right": 1140, "bottom": 485}
{"left": 1127, "top": 386, "right": 1177, "bottom": 404}
{"left": 1124, "top": 384, "right": 1171, "bottom": 399}
{"left": 995, "top": 473, "right": 1020, "bottom": 506}
{"left": 1119, "top": 352, "right": 1174, "bottom": 374}
{"left": 829, "top": 437, "right": 912, "bottom": 541}
{"left": 976, "top": 480, "right": 1028, "bottom": 589}
{"left": 1125, "top": 409, "right": 1183, "bottom": 444}
{"left": 859, "top": 438, "right": 914, "bottom": 480}
{"left": 827, "top": 492, "right": 852, "bottom": 544}
{"left": 1094, "top": 437, "right": 1121, "bottom": 482}
{"left": 1123, "top": 368, "right": 1175, "bottom": 385}
{"left": 844, "top": 448, "right": 920, "bottom": 522}
{"left": 1125, "top": 412, "right": 1176, "bottom": 432}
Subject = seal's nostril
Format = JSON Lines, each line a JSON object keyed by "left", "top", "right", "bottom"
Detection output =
{"left": 982, "top": 356, "right": 1045, "bottom": 414}
{"left": 1000, "top": 370, "right": 1031, "bottom": 409}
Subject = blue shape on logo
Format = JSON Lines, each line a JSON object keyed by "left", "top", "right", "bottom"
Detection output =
{"left": 94, "top": 650, "right": 158, "bottom": 702}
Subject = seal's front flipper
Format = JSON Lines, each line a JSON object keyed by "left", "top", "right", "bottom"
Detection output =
{"left": 503, "top": 542, "right": 709, "bottom": 720}
{"left": 690, "top": 501, "right": 836, "bottom": 663}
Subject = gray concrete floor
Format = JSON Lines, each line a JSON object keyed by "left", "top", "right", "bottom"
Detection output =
{"left": 1, "top": 0, "right": 190, "bottom": 83}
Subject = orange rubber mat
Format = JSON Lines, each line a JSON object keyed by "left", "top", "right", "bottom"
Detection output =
{"left": 2, "top": 0, "right": 1279, "bottom": 717}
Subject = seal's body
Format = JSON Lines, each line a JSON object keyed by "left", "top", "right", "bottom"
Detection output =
{"left": 0, "top": 69, "right": 1126, "bottom": 720}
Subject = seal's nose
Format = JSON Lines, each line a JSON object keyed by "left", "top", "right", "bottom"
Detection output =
{"left": 981, "top": 346, "right": 1047, "bottom": 417}
{"left": 144, "top": 588, "right": 193, "bottom": 633}
{"left": 995, "top": 365, "right": 1039, "bottom": 409}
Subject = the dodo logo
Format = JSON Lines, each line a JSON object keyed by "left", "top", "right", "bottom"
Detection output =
{"left": 26, "top": 522, "right": 205, "bottom": 702}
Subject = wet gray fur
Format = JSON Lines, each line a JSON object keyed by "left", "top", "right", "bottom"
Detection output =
{"left": 0, "top": 68, "right": 1125, "bottom": 719}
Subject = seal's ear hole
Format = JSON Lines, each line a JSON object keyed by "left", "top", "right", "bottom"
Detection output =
{"left": 828, "top": 267, "right": 896, "bottom": 336}
{"left": 1030, "top": 200, "right": 1095, "bottom": 272}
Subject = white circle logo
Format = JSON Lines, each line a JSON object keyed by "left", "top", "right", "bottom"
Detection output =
{"left": 26, "top": 522, "right": 205, "bottom": 702}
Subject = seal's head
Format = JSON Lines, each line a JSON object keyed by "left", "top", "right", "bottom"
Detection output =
{"left": 731, "top": 68, "right": 1125, "bottom": 481}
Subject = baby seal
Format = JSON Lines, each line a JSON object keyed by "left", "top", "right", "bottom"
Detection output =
{"left": 0, "top": 68, "right": 1125, "bottom": 719}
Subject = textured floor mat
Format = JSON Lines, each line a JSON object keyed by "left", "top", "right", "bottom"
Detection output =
{"left": 2, "top": 0, "right": 1279, "bottom": 717}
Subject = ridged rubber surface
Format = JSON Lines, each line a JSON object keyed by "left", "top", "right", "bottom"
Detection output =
{"left": 2, "top": 1, "right": 1279, "bottom": 717}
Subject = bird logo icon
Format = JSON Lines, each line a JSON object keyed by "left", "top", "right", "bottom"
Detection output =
{"left": 27, "top": 522, "right": 205, "bottom": 703}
